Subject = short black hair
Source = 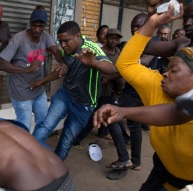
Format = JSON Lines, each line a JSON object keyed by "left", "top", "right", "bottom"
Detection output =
{"left": 57, "top": 21, "right": 80, "bottom": 35}
{"left": 96, "top": 25, "right": 109, "bottom": 38}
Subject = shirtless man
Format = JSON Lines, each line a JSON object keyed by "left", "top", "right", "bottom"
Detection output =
{"left": 0, "top": 119, "right": 74, "bottom": 191}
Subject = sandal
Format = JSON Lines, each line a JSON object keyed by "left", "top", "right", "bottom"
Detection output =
{"left": 129, "top": 164, "right": 142, "bottom": 171}
{"left": 106, "top": 160, "right": 133, "bottom": 170}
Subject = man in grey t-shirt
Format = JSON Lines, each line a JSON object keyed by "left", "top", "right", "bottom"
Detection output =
{"left": 0, "top": 9, "right": 67, "bottom": 133}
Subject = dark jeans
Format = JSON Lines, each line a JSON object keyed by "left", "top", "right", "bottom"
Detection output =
{"left": 139, "top": 165, "right": 165, "bottom": 191}
{"left": 140, "top": 153, "right": 193, "bottom": 191}
{"left": 114, "top": 92, "right": 144, "bottom": 165}
{"left": 108, "top": 122, "right": 130, "bottom": 162}
{"left": 97, "top": 96, "right": 116, "bottom": 136}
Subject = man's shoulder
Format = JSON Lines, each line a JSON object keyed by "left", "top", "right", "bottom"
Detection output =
{"left": 81, "top": 35, "right": 106, "bottom": 57}
{"left": 42, "top": 30, "right": 52, "bottom": 36}
{"left": 41, "top": 31, "right": 55, "bottom": 45}
{"left": 82, "top": 36, "right": 100, "bottom": 48}
{"left": 11, "top": 31, "right": 26, "bottom": 40}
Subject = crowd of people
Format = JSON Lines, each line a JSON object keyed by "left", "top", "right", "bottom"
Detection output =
{"left": 94, "top": 0, "right": 193, "bottom": 191}
{"left": 0, "top": 0, "right": 193, "bottom": 191}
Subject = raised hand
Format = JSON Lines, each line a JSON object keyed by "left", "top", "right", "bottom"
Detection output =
{"left": 144, "top": 0, "right": 179, "bottom": 15}
{"left": 154, "top": 3, "right": 183, "bottom": 26}
{"left": 74, "top": 48, "right": 96, "bottom": 67}
{"left": 139, "top": 2, "right": 183, "bottom": 37}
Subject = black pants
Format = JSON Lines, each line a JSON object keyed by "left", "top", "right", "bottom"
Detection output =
{"left": 73, "top": 95, "right": 129, "bottom": 145}
{"left": 140, "top": 153, "right": 193, "bottom": 191}
{"left": 117, "top": 92, "right": 144, "bottom": 165}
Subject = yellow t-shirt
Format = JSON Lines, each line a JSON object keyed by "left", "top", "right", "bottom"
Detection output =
{"left": 116, "top": 32, "right": 193, "bottom": 190}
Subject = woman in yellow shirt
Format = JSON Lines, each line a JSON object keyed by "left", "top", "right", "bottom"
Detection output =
{"left": 94, "top": 1, "right": 193, "bottom": 191}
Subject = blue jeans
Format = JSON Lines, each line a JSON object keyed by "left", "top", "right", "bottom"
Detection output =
{"left": 11, "top": 92, "right": 48, "bottom": 133}
{"left": 33, "top": 87, "right": 94, "bottom": 160}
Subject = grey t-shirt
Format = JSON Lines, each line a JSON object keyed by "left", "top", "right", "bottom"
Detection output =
{"left": 101, "top": 46, "right": 120, "bottom": 96}
{"left": 0, "top": 30, "right": 55, "bottom": 100}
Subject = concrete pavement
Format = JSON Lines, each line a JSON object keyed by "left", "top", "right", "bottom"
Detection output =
{"left": 47, "top": 128, "right": 154, "bottom": 191}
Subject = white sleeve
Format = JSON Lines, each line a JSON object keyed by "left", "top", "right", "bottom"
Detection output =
{"left": 175, "top": 88, "right": 193, "bottom": 116}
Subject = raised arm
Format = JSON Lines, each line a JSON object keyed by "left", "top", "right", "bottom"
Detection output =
{"left": 93, "top": 1, "right": 187, "bottom": 128}
{"left": 144, "top": 0, "right": 188, "bottom": 57}
{"left": 138, "top": 3, "right": 183, "bottom": 37}
{"left": 116, "top": 2, "right": 183, "bottom": 81}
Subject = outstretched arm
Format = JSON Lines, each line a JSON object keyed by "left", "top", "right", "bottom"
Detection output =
{"left": 30, "top": 68, "right": 65, "bottom": 90}
{"left": 144, "top": 37, "right": 190, "bottom": 57}
{"left": 93, "top": 103, "right": 192, "bottom": 129}
{"left": 75, "top": 48, "right": 117, "bottom": 75}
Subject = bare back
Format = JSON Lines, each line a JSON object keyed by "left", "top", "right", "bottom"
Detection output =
{"left": 0, "top": 120, "right": 68, "bottom": 190}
